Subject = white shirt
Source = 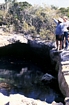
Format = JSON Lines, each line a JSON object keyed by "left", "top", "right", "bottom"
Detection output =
{"left": 63, "top": 20, "right": 69, "bottom": 32}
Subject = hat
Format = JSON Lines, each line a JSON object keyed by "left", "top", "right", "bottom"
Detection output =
{"left": 58, "top": 17, "right": 63, "bottom": 23}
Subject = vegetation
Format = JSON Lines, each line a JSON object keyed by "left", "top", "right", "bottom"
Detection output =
{"left": 0, "top": 1, "right": 69, "bottom": 41}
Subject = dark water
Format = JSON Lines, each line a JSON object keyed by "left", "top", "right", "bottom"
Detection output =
{"left": 0, "top": 57, "right": 64, "bottom": 104}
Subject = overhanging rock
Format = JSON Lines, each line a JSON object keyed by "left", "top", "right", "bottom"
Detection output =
{"left": 58, "top": 49, "right": 69, "bottom": 97}
{"left": 0, "top": 33, "right": 28, "bottom": 47}
{"left": 50, "top": 48, "right": 69, "bottom": 104}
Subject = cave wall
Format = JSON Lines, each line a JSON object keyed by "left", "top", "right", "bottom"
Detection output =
{"left": 0, "top": 41, "right": 52, "bottom": 73}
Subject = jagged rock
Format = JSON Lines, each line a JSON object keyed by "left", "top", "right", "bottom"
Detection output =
{"left": 60, "top": 50, "right": 69, "bottom": 61}
{"left": 50, "top": 50, "right": 61, "bottom": 72}
{"left": 50, "top": 47, "right": 69, "bottom": 99}
{"left": 52, "top": 101, "right": 63, "bottom": 105}
{"left": 0, "top": 93, "right": 64, "bottom": 105}
{"left": 41, "top": 73, "right": 55, "bottom": 81}
{"left": 57, "top": 49, "right": 69, "bottom": 97}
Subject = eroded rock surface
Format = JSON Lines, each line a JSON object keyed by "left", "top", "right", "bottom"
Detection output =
{"left": 58, "top": 49, "right": 69, "bottom": 97}
{"left": 50, "top": 48, "right": 69, "bottom": 105}
{"left": 0, "top": 93, "right": 63, "bottom": 105}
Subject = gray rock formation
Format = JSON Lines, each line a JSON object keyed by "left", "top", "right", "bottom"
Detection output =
{"left": 58, "top": 49, "right": 69, "bottom": 97}
{"left": 50, "top": 47, "right": 69, "bottom": 105}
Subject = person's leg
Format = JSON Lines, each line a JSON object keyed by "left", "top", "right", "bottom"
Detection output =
{"left": 64, "top": 32, "right": 68, "bottom": 48}
{"left": 56, "top": 35, "right": 58, "bottom": 50}
{"left": 59, "top": 35, "right": 63, "bottom": 50}
{"left": 66, "top": 40, "right": 68, "bottom": 48}
{"left": 62, "top": 34, "right": 64, "bottom": 48}
{"left": 60, "top": 40, "right": 63, "bottom": 50}
{"left": 56, "top": 39, "right": 58, "bottom": 49}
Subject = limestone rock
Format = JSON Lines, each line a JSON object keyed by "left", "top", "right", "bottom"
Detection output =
{"left": 0, "top": 93, "right": 64, "bottom": 105}
{"left": 52, "top": 101, "right": 63, "bottom": 105}
{"left": 0, "top": 31, "right": 28, "bottom": 47}
{"left": 0, "top": 93, "right": 9, "bottom": 105}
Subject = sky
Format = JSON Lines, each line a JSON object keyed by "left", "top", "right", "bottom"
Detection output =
{"left": 0, "top": 0, "right": 69, "bottom": 8}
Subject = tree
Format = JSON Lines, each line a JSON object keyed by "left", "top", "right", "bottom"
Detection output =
{"left": 5, "top": 0, "right": 16, "bottom": 11}
{"left": 5, "top": 0, "right": 8, "bottom": 9}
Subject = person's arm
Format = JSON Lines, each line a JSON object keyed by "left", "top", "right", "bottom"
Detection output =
{"left": 53, "top": 18, "right": 58, "bottom": 25}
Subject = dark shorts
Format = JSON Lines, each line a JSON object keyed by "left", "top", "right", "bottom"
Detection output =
{"left": 56, "top": 35, "right": 63, "bottom": 41}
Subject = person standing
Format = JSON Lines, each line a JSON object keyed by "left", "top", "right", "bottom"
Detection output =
{"left": 63, "top": 16, "right": 69, "bottom": 49}
{"left": 53, "top": 17, "right": 64, "bottom": 51}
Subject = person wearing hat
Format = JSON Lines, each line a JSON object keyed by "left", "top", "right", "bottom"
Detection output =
{"left": 62, "top": 16, "right": 69, "bottom": 49}
{"left": 53, "top": 17, "right": 64, "bottom": 51}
